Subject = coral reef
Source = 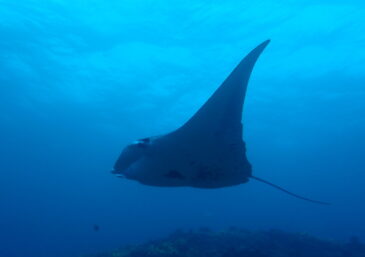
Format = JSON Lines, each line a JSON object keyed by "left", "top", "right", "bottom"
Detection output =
{"left": 84, "top": 228, "right": 365, "bottom": 257}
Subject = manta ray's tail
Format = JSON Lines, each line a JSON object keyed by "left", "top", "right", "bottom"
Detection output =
{"left": 250, "top": 176, "right": 330, "bottom": 205}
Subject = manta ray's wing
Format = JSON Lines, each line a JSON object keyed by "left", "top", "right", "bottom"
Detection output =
{"left": 151, "top": 41, "right": 270, "bottom": 188}
{"left": 175, "top": 40, "right": 270, "bottom": 140}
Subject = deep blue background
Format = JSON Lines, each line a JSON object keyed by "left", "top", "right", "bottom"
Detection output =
{"left": 1, "top": 1, "right": 364, "bottom": 257}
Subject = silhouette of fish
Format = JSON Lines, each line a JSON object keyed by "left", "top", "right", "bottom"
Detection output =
{"left": 112, "top": 40, "right": 329, "bottom": 205}
{"left": 93, "top": 224, "right": 100, "bottom": 232}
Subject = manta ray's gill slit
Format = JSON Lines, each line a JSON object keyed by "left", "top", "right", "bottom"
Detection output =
{"left": 164, "top": 170, "right": 186, "bottom": 180}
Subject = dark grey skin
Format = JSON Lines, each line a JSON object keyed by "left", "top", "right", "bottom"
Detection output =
{"left": 112, "top": 40, "right": 329, "bottom": 204}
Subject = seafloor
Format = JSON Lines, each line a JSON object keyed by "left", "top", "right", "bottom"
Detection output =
{"left": 84, "top": 228, "right": 365, "bottom": 257}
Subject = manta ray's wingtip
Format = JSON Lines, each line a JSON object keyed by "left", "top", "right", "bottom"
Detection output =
{"left": 257, "top": 39, "right": 271, "bottom": 50}
{"left": 242, "top": 39, "right": 270, "bottom": 63}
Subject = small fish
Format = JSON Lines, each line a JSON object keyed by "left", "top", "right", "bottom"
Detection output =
{"left": 93, "top": 224, "right": 100, "bottom": 232}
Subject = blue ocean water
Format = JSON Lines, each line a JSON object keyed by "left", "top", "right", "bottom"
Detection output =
{"left": 0, "top": 1, "right": 364, "bottom": 257}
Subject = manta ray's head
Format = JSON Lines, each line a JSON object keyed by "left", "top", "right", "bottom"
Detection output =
{"left": 111, "top": 138, "right": 150, "bottom": 179}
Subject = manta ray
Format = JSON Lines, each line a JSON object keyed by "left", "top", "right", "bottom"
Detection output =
{"left": 112, "top": 40, "right": 329, "bottom": 205}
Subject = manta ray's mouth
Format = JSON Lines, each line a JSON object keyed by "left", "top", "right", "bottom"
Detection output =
{"left": 111, "top": 162, "right": 139, "bottom": 179}
{"left": 111, "top": 169, "right": 126, "bottom": 178}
